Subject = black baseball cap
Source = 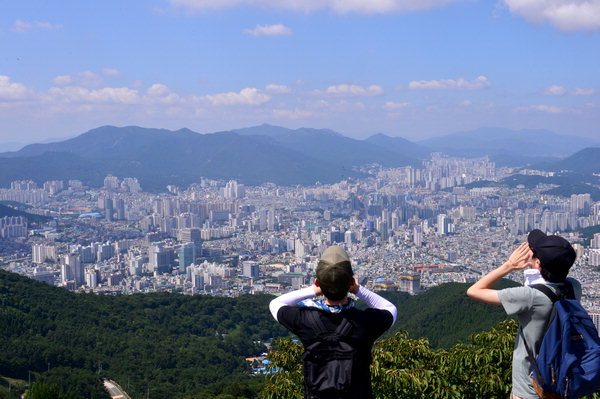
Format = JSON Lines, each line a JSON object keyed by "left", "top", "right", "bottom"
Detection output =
{"left": 527, "top": 229, "right": 576, "bottom": 274}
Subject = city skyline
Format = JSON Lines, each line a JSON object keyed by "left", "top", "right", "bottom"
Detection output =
{"left": 1, "top": 0, "right": 599, "bottom": 144}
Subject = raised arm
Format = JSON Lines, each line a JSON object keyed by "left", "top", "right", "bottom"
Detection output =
{"left": 466, "top": 242, "right": 532, "bottom": 305}
{"left": 352, "top": 283, "right": 397, "bottom": 325}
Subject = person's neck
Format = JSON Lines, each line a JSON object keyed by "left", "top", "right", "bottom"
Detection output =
{"left": 324, "top": 296, "right": 349, "bottom": 306}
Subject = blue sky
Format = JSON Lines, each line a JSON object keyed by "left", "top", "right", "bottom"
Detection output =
{"left": 1, "top": 0, "right": 599, "bottom": 144}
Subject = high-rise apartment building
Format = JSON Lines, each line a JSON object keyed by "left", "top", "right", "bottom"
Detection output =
{"left": 103, "top": 175, "right": 120, "bottom": 191}
{"left": 43, "top": 180, "right": 64, "bottom": 195}
{"left": 11, "top": 180, "right": 37, "bottom": 190}
{"left": 0, "top": 216, "right": 27, "bottom": 238}
{"left": 242, "top": 261, "right": 260, "bottom": 279}
{"left": 32, "top": 244, "right": 58, "bottom": 264}
{"left": 570, "top": 193, "right": 592, "bottom": 216}
{"left": 437, "top": 214, "right": 449, "bottom": 235}
{"left": 114, "top": 198, "right": 125, "bottom": 220}
{"left": 223, "top": 180, "right": 245, "bottom": 199}
{"left": 591, "top": 233, "right": 600, "bottom": 249}
{"left": 178, "top": 242, "right": 197, "bottom": 272}
{"left": 149, "top": 244, "right": 172, "bottom": 274}
{"left": 104, "top": 197, "right": 114, "bottom": 221}
{"left": 85, "top": 267, "right": 98, "bottom": 288}
{"left": 64, "top": 252, "right": 83, "bottom": 285}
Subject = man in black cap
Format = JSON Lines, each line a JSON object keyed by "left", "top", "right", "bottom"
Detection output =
{"left": 467, "top": 230, "right": 582, "bottom": 399}
{"left": 269, "top": 245, "right": 397, "bottom": 399}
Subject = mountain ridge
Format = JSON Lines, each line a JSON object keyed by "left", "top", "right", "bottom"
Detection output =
{"left": 0, "top": 124, "right": 597, "bottom": 190}
{"left": 417, "top": 126, "right": 599, "bottom": 160}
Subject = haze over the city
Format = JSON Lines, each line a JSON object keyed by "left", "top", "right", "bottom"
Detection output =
{"left": 1, "top": 0, "right": 599, "bottom": 145}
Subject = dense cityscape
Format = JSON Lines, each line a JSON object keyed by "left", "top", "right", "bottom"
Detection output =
{"left": 1, "top": 153, "right": 599, "bottom": 322}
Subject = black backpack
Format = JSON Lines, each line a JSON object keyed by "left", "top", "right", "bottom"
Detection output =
{"left": 301, "top": 311, "right": 356, "bottom": 397}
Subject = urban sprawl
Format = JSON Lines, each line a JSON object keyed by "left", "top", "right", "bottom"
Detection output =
{"left": 1, "top": 154, "right": 600, "bottom": 328}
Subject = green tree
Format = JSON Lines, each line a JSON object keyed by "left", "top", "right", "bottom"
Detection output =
{"left": 262, "top": 320, "right": 600, "bottom": 399}
{"left": 24, "top": 382, "right": 79, "bottom": 399}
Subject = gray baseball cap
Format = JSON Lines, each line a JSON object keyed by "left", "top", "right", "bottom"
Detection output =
{"left": 316, "top": 246, "right": 353, "bottom": 300}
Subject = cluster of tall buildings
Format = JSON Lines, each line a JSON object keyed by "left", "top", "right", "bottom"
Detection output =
{"left": 0, "top": 154, "right": 598, "bottom": 305}
{"left": 512, "top": 194, "right": 598, "bottom": 235}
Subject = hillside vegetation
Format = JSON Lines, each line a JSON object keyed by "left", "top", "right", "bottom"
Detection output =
{"left": 0, "top": 270, "right": 285, "bottom": 398}
{"left": 381, "top": 281, "right": 516, "bottom": 348}
{"left": 0, "top": 271, "right": 519, "bottom": 398}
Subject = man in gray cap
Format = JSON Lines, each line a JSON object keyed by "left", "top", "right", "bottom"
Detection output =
{"left": 270, "top": 245, "right": 397, "bottom": 399}
{"left": 467, "top": 230, "right": 582, "bottom": 399}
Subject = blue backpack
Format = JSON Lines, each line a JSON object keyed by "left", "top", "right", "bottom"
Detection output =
{"left": 521, "top": 283, "right": 600, "bottom": 399}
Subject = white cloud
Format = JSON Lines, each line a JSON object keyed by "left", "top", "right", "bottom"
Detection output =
{"left": 201, "top": 88, "right": 271, "bottom": 106}
{"left": 319, "top": 84, "right": 384, "bottom": 97}
{"left": 145, "top": 84, "right": 182, "bottom": 104}
{"left": 383, "top": 101, "right": 410, "bottom": 110}
{"left": 516, "top": 104, "right": 565, "bottom": 113}
{"left": 408, "top": 76, "right": 491, "bottom": 90}
{"left": 146, "top": 84, "right": 171, "bottom": 97}
{"left": 502, "top": 0, "right": 600, "bottom": 32}
{"left": 170, "top": 0, "right": 467, "bottom": 14}
{"left": 52, "top": 71, "right": 103, "bottom": 87}
{"left": 572, "top": 87, "right": 596, "bottom": 96}
{"left": 52, "top": 75, "right": 73, "bottom": 85}
{"left": 12, "top": 19, "right": 63, "bottom": 33}
{"left": 544, "top": 85, "right": 567, "bottom": 96}
{"left": 46, "top": 86, "right": 141, "bottom": 104}
{"left": 102, "top": 68, "right": 121, "bottom": 76}
{"left": 0, "top": 76, "right": 33, "bottom": 99}
{"left": 244, "top": 24, "right": 292, "bottom": 36}
{"left": 544, "top": 85, "right": 596, "bottom": 96}
{"left": 266, "top": 84, "right": 293, "bottom": 93}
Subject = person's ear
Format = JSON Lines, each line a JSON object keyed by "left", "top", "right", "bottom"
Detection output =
{"left": 531, "top": 258, "right": 542, "bottom": 270}
{"left": 314, "top": 278, "right": 320, "bottom": 287}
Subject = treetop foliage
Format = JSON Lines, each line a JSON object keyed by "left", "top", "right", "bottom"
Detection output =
{"left": 263, "top": 321, "right": 600, "bottom": 399}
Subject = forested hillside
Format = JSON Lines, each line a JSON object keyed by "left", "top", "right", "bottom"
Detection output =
{"left": 0, "top": 270, "right": 518, "bottom": 398}
{"left": 382, "top": 281, "right": 517, "bottom": 348}
{"left": 0, "top": 270, "right": 286, "bottom": 398}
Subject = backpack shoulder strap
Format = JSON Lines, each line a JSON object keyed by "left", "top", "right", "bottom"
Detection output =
{"left": 530, "top": 284, "right": 560, "bottom": 302}
{"left": 561, "top": 280, "right": 576, "bottom": 300}
{"left": 334, "top": 317, "right": 353, "bottom": 338}
{"left": 531, "top": 282, "right": 576, "bottom": 301}
{"left": 306, "top": 310, "right": 328, "bottom": 336}
{"left": 519, "top": 283, "right": 564, "bottom": 386}
{"left": 519, "top": 325, "right": 545, "bottom": 385}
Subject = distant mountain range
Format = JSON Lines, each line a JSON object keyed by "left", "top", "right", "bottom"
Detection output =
{"left": 0, "top": 124, "right": 597, "bottom": 190}
{"left": 233, "top": 124, "right": 422, "bottom": 169}
{"left": 0, "top": 124, "right": 421, "bottom": 190}
{"left": 537, "top": 147, "right": 600, "bottom": 174}
{"left": 459, "top": 146, "right": 600, "bottom": 200}
{"left": 417, "top": 127, "right": 600, "bottom": 166}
